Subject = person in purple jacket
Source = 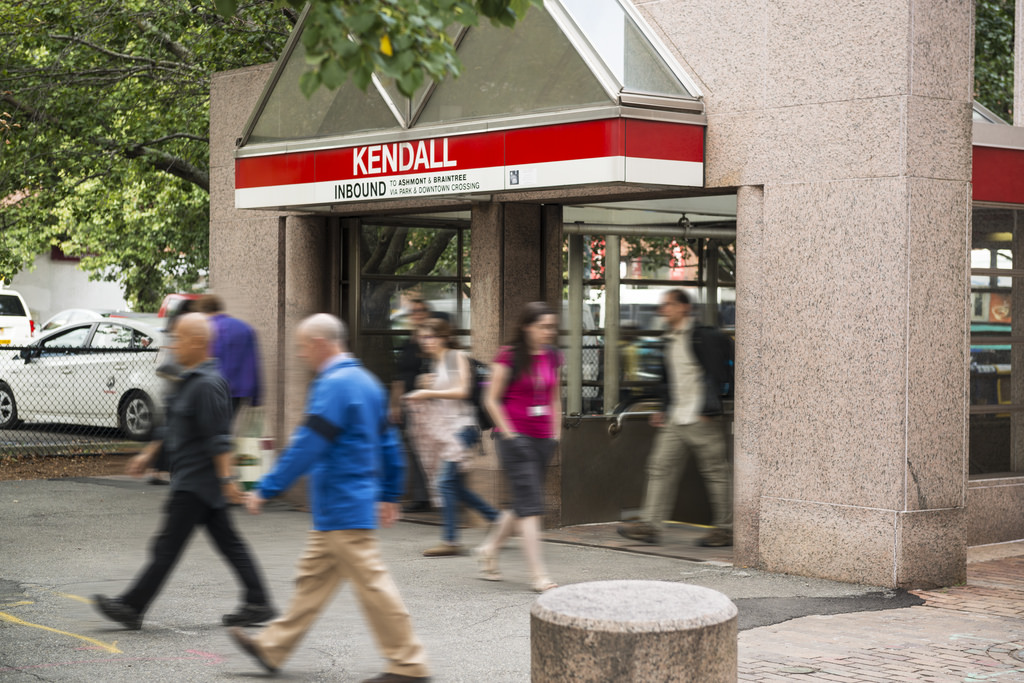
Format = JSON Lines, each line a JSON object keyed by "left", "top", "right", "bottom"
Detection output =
{"left": 228, "top": 313, "right": 430, "bottom": 683}
{"left": 199, "top": 294, "right": 261, "bottom": 418}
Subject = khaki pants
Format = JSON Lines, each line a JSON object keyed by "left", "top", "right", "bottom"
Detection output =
{"left": 641, "top": 419, "right": 732, "bottom": 530}
{"left": 255, "top": 529, "right": 429, "bottom": 678}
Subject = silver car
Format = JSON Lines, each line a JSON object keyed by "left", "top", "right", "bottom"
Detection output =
{"left": 0, "top": 318, "right": 165, "bottom": 440}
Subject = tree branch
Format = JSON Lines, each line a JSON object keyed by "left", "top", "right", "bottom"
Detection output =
{"left": 50, "top": 34, "right": 195, "bottom": 72}
{"left": 121, "top": 144, "right": 210, "bottom": 191}
{"left": 131, "top": 17, "right": 195, "bottom": 63}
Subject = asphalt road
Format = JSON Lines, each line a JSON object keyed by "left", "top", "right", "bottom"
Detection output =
{"left": 0, "top": 476, "right": 918, "bottom": 682}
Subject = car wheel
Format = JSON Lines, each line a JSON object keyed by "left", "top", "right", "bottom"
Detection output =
{"left": 119, "top": 391, "right": 154, "bottom": 441}
{"left": 0, "top": 382, "right": 18, "bottom": 429}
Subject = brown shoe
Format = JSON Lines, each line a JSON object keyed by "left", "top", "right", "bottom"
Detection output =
{"left": 362, "top": 673, "right": 431, "bottom": 682}
{"left": 699, "top": 528, "right": 733, "bottom": 547}
{"left": 422, "top": 543, "right": 464, "bottom": 557}
{"left": 616, "top": 521, "right": 660, "bottom": 544}
{"left": 227, "top": 626, "right": 277, "bottom": 673}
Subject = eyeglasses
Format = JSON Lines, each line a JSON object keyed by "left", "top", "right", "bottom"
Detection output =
{"left": 411, "top": 308, "right": 428, "bottom": 315}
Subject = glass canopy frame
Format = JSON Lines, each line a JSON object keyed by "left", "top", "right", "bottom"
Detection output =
{"left": 236, "top": 0, "right": 705, "bottom": 156}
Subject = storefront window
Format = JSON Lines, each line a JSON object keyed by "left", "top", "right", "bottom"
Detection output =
{"left": 356, "top": 221, "right": 471, "bottom": 384}
{"left": 562, "top": 227, "right": 736, "bottom": 416}
{"left": 970, "top": 206, "right": 1022, "bottom": 475}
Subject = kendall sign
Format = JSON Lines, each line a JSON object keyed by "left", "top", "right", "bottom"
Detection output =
{"left": 235, "top": 119, "right": 704, "bottom": 209}
{"left": 352, "top": 139, "right": 458, "bottom": 175}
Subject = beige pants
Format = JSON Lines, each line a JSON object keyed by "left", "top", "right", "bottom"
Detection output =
{"left": 641, "top": 418, "right": 732, "bottom": 530}
{"left": 254, "top": 529, "right": 429, "bottom": 678}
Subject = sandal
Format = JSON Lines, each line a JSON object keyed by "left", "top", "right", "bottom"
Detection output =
{"left": 473, "top": 546, "right": 502, "bottom": 581}
{"left": 532, "top": 577, "right": 558, "bottom": 593}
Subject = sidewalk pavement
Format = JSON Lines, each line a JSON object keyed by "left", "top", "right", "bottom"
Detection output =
{"left": 2, "top": 475, "right": 1024, "bottom": 681}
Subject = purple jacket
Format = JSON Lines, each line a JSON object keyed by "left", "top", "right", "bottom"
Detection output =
{"left": 209, "top": 313, "right": 262, "bottom": 406}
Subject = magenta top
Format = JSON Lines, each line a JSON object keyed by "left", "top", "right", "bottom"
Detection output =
{"left": 494, "top": 345, "right": 562, "bottom": 439}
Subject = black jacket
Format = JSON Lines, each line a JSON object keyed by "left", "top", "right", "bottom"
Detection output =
{"left": 656, "top": 325, "right": 731, "bottom": 418}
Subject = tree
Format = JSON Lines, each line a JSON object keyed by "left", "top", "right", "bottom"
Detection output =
{"left": 975, "top": 0, "right": 1014, "bottom": 122}
{"left": 214, "top": 0, "right": 540, "bottom": 98}
{"left": 0, "top": 0, "right": 296, "bottom": 309}
{"left": 2, "top": 1, "right": 537, "bottom": 310}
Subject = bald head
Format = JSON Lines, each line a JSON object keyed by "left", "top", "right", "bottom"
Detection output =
{"left": 296, "top": 314, "right": 348, "bottom": 371}
{"left": 298, "top": 314, "right": 347, "bottom": 346}
{"left": 171, "top": 312, "right": 212, "bottom": 369}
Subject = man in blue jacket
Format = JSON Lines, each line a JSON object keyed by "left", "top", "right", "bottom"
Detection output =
{"left": 228, "top": 313, "right": 430, "bottom": 683}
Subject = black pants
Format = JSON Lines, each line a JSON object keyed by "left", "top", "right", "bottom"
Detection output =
{"left": 121, "top": 490, "right": 268, "bottom": 614}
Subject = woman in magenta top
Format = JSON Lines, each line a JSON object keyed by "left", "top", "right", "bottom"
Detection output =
{"left": 476, "top": 302, "right": 561, "bottom": 592}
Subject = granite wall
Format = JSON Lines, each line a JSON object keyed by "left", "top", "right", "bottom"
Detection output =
{"left": 636, "top": 0, "right": 973, "bottom": 587}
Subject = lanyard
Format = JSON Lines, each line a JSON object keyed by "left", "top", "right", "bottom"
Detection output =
{"left": 531, "top": 351, "right": 547, "bottom": 405}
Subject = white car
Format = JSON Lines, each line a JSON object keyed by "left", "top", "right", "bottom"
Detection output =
{"left": 0, "top": 289, "right": 35, "bottom": 345}
{"left": 0, "top": 318, "right": 165, "bottom": 440}
{"left": 39, "top": 308, "right": 106, "bottom": 334}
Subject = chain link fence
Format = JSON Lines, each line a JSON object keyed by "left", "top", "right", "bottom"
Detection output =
{"left": 0, "top": 344, "right": 164, "bottom": 457}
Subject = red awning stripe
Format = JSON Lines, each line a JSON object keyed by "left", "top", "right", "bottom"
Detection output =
{"left": 973, "top": 145, "right": 1024, "bottom": 204}
{"left": 235, "top": 119, "right": 705, "bottom": 190}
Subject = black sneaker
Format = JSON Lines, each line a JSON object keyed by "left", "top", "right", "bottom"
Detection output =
{"left": 93, "top": 594, "right": 142, "bottom": 630}
{"left": 222, "top": 603, "right": 277, "bottom": 627}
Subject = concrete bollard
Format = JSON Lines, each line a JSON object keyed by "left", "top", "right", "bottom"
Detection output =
{"left": 531, "top": 580, "right": 738, "bottom": 682}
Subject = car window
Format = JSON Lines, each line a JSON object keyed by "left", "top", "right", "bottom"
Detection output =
{"left": 39, "top": 325, "right": 91, "bottom": 352}
{"left": 91, "top": 323, "right": 135, "bottom": 349}
{"left": 0, "top": 295, "right": 26, "bottom": 317}
{"left": 90, "top": 323, "right": 156, "bottom": 350}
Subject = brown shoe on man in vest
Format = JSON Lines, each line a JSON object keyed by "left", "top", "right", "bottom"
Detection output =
{"left": 699, "top": 528, "right": 733, "bottom": 547}
{"left": 616, "top": 521, "right": 661, "bottom": 545}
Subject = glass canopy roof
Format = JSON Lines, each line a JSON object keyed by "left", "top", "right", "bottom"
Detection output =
{"left": 240, "top": 0, "right": 703, "bottom": 150}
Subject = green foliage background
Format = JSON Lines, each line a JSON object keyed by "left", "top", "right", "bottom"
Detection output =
{"left": 0, "top": 0, "right": 1016, "bottom": 312}
{"left": 976, "top": 0, "right": 1014, "bottom": 122}
{"left": 0, "top": 0, "right": 295, "bottom": 310}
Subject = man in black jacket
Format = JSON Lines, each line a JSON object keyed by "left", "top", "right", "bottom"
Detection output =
{"left": 618, "top": 289, "right": 733, "bottom": 547}
{"left": 92, "top": 313, "right": 275, "bottom": 629}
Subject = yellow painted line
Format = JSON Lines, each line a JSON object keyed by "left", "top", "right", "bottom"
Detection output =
{"left": 55, "top": 592, "right": 92, "bottom": 606}
{"left": 0, "top": 601, "right": 34, "bottom": 608}
{"left": 0, "top": 611, "right": 122, "bottom": 654}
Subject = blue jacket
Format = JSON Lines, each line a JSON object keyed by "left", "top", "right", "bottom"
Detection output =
{"left": 257, "top": 355, "right": 405, "bottom": 531}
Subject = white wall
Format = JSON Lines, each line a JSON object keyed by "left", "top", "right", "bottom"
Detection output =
{"left": 9, "top": 252, "right": 128, "bottom": 326}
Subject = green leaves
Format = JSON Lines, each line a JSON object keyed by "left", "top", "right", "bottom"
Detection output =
{"left": 975, "top": 0, "right": 1014, "bottom": 122}
{"left": 0, "top": 0, "right": 294, "bottom": 308}
{"left": 271, "top": 0, "right": 541, "bottom": 99}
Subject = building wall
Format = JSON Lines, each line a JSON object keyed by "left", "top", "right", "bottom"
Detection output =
{"left": 11, "top": 252, "right": 128, "bottom": 326}
{"left": 637, "top": 0, "right": 973, "bottom": 587}
{"left": 211, "top": 0, "right": 978, "bottom": 588}
{"left": 210, "top": 64, "right": 332, "bottom": 507}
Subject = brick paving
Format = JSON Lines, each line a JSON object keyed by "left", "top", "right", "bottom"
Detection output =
{"left": 407, "top": 510, "right": 1024, "bottom": 681}
{"left": 739, "top": 551, "right": 1024, "bottom": 681}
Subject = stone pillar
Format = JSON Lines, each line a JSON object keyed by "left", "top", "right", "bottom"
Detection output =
{"left": 469, "top": 202, "right": 561, "bottom": 526}
{"left": 211, "top": 65, "right": 330, "bottom": 509}
{"left": 209, "top": 65, "right": 280, "bottom": 438}
{"left": 639, "top": 0, "right": 972, "bottom": 587}
{"left": 531, "top": 581, "right": 737, "bottom": 682}
{"left": 733, "top": 185, "right": 765, "bottom": 569}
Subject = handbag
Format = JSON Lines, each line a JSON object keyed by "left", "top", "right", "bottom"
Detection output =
{"left": 234, "top": 403, "right": 273, "bottom": 490}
